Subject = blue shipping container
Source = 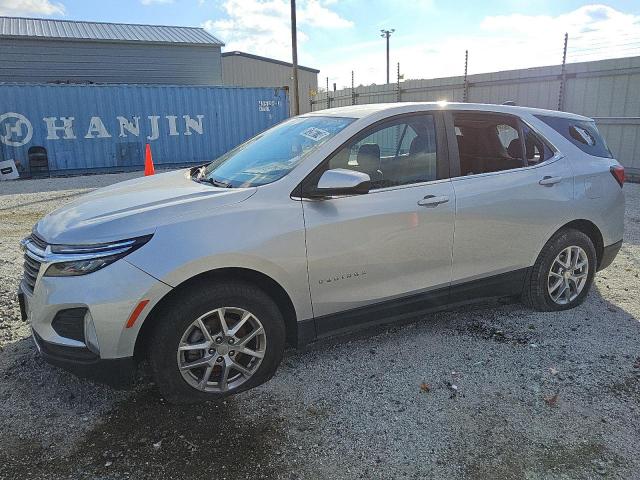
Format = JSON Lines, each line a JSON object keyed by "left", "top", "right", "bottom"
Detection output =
{"left": 0, "top": 83, "right": 289, "bottom": 175}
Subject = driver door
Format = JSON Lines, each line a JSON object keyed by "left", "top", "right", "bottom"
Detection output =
{"left": 301, "top": 112, "right": 456, "bottom": 335}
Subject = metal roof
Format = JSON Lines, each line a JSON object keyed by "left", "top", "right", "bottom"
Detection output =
{"left": 222, "top": 51, "right": 320, "bottom": 73}
{"left": 0, "top": 16, "right": 224, "bottom": 46}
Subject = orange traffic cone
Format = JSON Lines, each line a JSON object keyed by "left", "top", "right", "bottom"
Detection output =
{"left": 144, "top": 143, "right": 155, "bottom": 176}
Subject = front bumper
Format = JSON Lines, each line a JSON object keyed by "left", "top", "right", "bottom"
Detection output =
{"left": 32, "top": 329, "right": 136, "bottom": 388}
{"left": 19, "top": 257, "right": 171, "bottom": 381}
{"left": 598, "top": 240, "right": 623, "bottom": 271}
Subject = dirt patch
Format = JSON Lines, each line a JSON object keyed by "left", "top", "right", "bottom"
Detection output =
{"left": 0, "top": 388, "right": 288, "bottom": 480}
{"left": 608, "top": 359, "right": 640, "bottom": 402}
{"left": 458, "top": 321, "right": 533, "bottom": 345}
{"left": 465, "top": 437, "right": 624, "bottom": 479}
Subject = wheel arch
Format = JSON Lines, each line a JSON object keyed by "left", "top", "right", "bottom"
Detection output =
{"left": 134, "top": 267, "right": 299, "bottom": 360}
{"left": 550, "top": 219, "right": 604, "bottom": 266}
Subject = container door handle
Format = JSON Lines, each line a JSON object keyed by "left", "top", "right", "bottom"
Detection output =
{"left": 539, "top": 176, "right": 563, "bottom": 186}
{"left": 417, "top": 195, "right": 449, "bottom": 207}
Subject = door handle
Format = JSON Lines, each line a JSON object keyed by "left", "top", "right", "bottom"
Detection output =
{"left": 539, "top": 176, "right": 563, "bottom": 186}
{"left": 417, "top": 195, "right": 449, "bottom": 207}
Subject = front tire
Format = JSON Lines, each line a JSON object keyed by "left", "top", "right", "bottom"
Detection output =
{"left": 523, "top": 229, "right": 596, "bottom": 311}
{"left": 148, "top": 280, "right": 286, "bottom": 404}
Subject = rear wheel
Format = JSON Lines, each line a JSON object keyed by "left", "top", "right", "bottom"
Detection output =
{"left": 148, "top": 280, "right": 286, "bottom": 404}
{"left": 523, "top": 229, "right": 596, "bottom": 311}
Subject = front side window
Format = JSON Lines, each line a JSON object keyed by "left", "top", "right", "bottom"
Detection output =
{"left": 325, "top": 114, "right": 439, "bottom": 189}
{"left": 201, "top": 116, "right": 355, "bottom": 187}
{"left": 536, "top": 115, "right": 612, "bottom": 159}
{"left": 453, "top": 113, "right": 526, "bottom": 176}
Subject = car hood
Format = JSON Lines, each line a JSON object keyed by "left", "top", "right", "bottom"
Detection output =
{"left": 35, "top": 169, "right": 256, "bottom": 245}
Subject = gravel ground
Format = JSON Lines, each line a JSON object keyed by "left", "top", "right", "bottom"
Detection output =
{"left": 0, "top": 172, "right": 639, "bottom": 480}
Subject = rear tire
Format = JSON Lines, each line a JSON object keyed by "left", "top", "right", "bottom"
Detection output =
{"left": 522, "top": 229, "right": 596, "bottom": 312}
{"left": 148, "top": 280, "right": 286, "bottom": 404}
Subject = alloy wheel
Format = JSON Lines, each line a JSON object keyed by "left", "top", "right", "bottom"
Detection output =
{"left": 547, "top": 245, "right": 589, "bottom": 305}
{"left": 176, "top": 307, "right": 266, "bottom": 393}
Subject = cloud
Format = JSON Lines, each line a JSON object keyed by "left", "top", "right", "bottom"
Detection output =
{"left": 0, "top": 0, "right": 65, "bottom": 16}
{"left": 140, "top": 0, "right": 174, "bottom": 4}
{"left": 298, "top": 0, "right": 352, "bottom": 28}
{"left": 321, "top": 4, "right": 640, "bottom": 89}
{"left": 480, "top": 5, "right": 640, "bottom": 63}
{"left": 481, "top": 4, "right": 638, "bottom": 38}
{"left": 203, "top": 0, "right": 352, "bottom": 63}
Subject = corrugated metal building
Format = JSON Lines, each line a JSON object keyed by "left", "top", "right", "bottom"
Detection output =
{"left": 0, "top": 83, "right": 288, "bottom": 175}
{"left": 0, "top": 16, "right": 224, "bottom": 85}
{"left": 222, "top": 51, "right": 319, "bottom": 114}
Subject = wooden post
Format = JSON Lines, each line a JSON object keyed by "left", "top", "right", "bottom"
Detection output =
{"left": 290, "top": 0, "right": 300, "bottom": 116}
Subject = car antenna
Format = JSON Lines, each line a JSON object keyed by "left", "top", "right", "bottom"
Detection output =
{"left": 502, "top": 100, "right": 517, "bottom": 106}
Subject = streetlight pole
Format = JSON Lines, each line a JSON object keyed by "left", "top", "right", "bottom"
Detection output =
{"left": 380, "top": 29, "right": 394, "bottom": 84}
{"left": 290, "top": 0, "right": 300, "bottom": 116}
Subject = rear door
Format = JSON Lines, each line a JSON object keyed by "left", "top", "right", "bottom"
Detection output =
{"left": 535, "top": 115, "right": 625, "bottom": 248}
{"left": 447, "top": 110, "right": 574, "bottom": 297}
{"left": 301, "top": 112, "right": 456, "bottom": 333}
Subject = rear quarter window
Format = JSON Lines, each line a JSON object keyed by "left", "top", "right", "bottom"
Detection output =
{"left": 535, "top": 115, "right": 612, "bottom": 159}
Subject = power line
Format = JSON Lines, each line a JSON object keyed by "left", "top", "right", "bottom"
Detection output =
{"left": 570, "top": 40, "right": 640, "bottom": 52}
{"left": 571, "top": 31, "right": 640, "bottom": 41}
{"left": 570, "top": 37, "right": 640, "bottom": 45}
{"left": 568, "top": 46, "right": 640, "bottom": 58}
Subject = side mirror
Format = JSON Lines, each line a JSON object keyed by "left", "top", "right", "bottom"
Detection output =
{"left": 308, "top": 168, "right": 371, "bottom": 198}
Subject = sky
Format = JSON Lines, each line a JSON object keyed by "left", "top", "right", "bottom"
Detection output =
{"left": 1, "top": 0, "right": 640, "bottom": 89}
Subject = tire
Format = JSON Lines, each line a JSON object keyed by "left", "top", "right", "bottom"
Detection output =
{"left": 148, "top": 280, "right": 286, "bottom": 404}
{"left": 522, "top": 228, "right": 597, "bottom": 312}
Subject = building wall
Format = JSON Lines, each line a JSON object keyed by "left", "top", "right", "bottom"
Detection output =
{"left": 222, "top": 55, "right": 317, "bottom": 114}
{"left": 311, "top": 56, "right": 640, "bottom": 178}
{"left": 0, "top": 38, "right": 222, "bottom": 85}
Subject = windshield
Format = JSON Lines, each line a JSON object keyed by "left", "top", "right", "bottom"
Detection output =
{"left": 201, "top": 116, "right": 355, "bottom": 187}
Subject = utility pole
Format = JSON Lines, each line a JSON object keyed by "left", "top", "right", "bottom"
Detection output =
{"left": 290, "top": 0, "right": 300, "bottom": 116}
{"left": 558, "top": 32, "right": 568, "bottom": 111}
{"left": 380, "top": 29, "right": 394, "bottom": 84}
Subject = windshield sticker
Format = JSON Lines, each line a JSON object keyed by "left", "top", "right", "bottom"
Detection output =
{"left": 300, "top": 127, "right": 331, "bottom": 142}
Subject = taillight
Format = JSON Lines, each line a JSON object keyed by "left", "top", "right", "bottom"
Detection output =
{"left": 610, "top": 165, "right": 625, "bottom": 187}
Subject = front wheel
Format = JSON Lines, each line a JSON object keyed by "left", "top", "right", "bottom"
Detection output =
{"left": 148, "top": 280, "right": 286, "bottom": 404}
{"left": 522, "top": 229, "right": 597, "bottom": 311}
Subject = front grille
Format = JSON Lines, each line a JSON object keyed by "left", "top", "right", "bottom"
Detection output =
{"left": 22, "top": 234, "right": 48, "bottom": 293}
{"left": 29, "top": 233, "right": 48, "bottom": 250}
{"left": 23, "top": 255, "right": 41, "bottom": 290}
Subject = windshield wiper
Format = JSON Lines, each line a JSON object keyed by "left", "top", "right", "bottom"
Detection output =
{"left": 199, "top": 177, "right": 234, "bottom": 188}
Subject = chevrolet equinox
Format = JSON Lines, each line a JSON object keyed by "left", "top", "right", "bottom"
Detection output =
{"left": 18, "top": 102, "right": 625, "bottom": 403}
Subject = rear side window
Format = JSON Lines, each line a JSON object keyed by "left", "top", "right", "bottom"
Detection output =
{"left": 452, "top": 113, "right": 526, "bottom": 176}
{"left": 522, "top": 124, "right": 554, "bottom": 165}
{"left": 536, "top": 115, "right": 612, "bottom": 159}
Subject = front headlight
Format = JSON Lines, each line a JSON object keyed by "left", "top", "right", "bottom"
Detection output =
{"left": 44, "top": 235, "right": 152, "bottom": 277}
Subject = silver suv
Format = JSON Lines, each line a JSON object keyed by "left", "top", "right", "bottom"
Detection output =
{"left": 18, "top": 102, "right": 625, "bottom": 403}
